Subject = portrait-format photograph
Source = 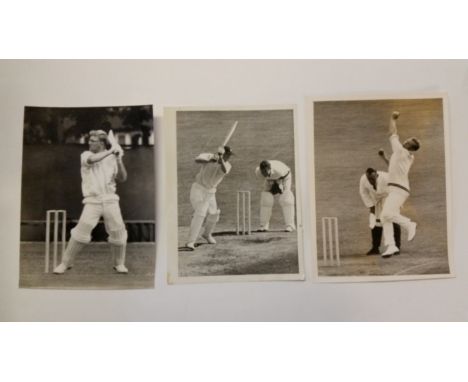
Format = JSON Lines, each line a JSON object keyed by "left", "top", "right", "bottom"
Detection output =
{"left": 311, "top": 95, "right": 452, "bottom": 281}
{"left": 165, "top": 107, "right": 304, "bottom": 283}
{"left": 20, "top": 105, "right": 156, "bottom": 289}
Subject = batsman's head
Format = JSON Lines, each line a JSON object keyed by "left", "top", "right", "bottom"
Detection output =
{"left": 88, "top": 130, "right": 108, "bottom": 153}
{"left": 259, "top": 160, "right": 271, "bottom": 177}
{"left": 223, "top": 145, "right": 233, "bottom": 161}
{"left": 403, "top": 137, "right": 420, "bottom": 152}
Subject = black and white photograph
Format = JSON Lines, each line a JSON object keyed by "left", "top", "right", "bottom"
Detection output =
{"left": 311, "top": 95, "right": 452, "bottom": 281}
{"left": 19, "top": 105, "right": 156, "bottom": 289}
{"left": 165, "top": 107, "right": 304, "bottom": 282}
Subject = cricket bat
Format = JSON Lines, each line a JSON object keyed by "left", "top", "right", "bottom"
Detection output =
{"left": 108, "top": 129, "right": 124, "bottom": 157}
{"left": 221, "top": 121, "right": 238, "bottom": 147}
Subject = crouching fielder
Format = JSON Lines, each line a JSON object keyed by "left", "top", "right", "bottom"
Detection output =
{"left": 186, "top": 146, "right": 233, "bottom": 250}
{"left": 256, "top": 160, "right": 296, "bottom": 232}
{"left": 53, "top": 129, "right": 128, "bottom": 274}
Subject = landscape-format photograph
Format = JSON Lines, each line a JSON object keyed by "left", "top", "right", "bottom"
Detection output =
{"left": 312, "top": 96, "right": 452, "bottom": 281}
{"left": 167, "top": 107, "right": 304, "bottom": 283}
{"left": 20, "top": 105, "right": 156, "bottom": 289}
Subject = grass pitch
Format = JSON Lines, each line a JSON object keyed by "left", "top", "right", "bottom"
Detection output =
{"left": 178, "top": 227, "right": 298, "bottom": 277}
{"left": 19, "top": 242, "right": 155, "bottom": 289}
{"left": 314, "top": 98, "right": 450, "bottom": 277}
{"left": 176, "top": 110, "right": 300, "bottom": 277}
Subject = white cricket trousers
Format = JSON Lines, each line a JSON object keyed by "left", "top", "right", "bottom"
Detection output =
{"left": 190, "top": 183, "right": 218, "bottom": 216}
{"left": 380, "top": 187, "right": 412, "bottom": 246}
{"left": 71, "top": 201, "right": 127, "bottom": 244}
{"left": 187, "top": 183, "right": 219, "bottom": 243}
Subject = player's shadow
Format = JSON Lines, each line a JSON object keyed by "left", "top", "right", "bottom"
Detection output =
{"left": 178, "top": 230, "right": 288, "bottom": 250}
{"left": 212, "top": 230, "right": 288, "bottom": 236}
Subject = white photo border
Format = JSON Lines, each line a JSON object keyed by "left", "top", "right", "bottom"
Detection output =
{"left": 306, "top": 92, "right": 454, "bottom": 283}
{"left": 165, "top": 105, "right": 305, "bottom": 284}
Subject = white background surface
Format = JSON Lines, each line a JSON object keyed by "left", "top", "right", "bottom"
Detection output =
{"left": 1, "top": 60, "right": 467, "bottom": 321}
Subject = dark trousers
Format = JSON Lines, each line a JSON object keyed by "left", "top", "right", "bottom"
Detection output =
{"left": 371, "top": 224, "right": 401, "bottom": 250}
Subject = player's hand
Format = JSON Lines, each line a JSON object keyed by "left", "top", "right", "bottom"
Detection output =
{"left": 217, "top": 146, "right": 225, "bottom": 155}
{"left": 105, "top": 137, "right": 113, "bottom": 150}
{"left": 392, "top": 111, "right": 400, "bottom": 120}
{"left": 110, "top": 144, "right": 119, "bottom": 155}
{"left": 111, "top": 143, "right": 124, "bottom": 157}
{"left": 270, "top": 182, "right": 283, "bottom": 195}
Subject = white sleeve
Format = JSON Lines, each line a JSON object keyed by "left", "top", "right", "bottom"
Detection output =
{"left": 359, "top": 175, "right": 375, "bottom": 208}
{"left": 81, "top": 151, "right": 92, "bottom": 167}
{"left": 255, "top": 167, "right": 262, "bottom": 177}
{"left": 195, "top": 153, "right": 214, "bottom": 162}
{"left": 225, "top": 162, "right": 232, "bottom": 174}
{"left": 389, "top": 134, "right": 403, "bottom": 153}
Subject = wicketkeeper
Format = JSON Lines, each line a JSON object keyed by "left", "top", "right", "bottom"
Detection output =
{"left": 255, "top": 160, "right": 295, "bottom": 232}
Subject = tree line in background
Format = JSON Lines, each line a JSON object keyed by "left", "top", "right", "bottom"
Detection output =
{"left": 23, "top": 106, "right": 153, "bottom": 146}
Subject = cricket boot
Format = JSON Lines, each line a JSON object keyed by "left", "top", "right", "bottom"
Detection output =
{"left": 186, "top": 214, "right": 205, "bottom": 249}
{"left": 53, "top": 238, "right": 85, "bottom": 274}
{"left": 202, "top": 210, "right": 220, "bottom": 244}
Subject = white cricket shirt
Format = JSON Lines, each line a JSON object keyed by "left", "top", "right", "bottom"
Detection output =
{"left": 195, "top": 154, "right": 232, "bottom": 191}
{"left": 255, "top": 160, "right": 290, "bottom": 180}
{"left": 359, "top": 171, "right": 389, "bottom": 208}
{"left": 388, "top": 134, "right": 414, "bottom": 190}
{"left": 80, "top": 151, "right": 119, "bottom": 202}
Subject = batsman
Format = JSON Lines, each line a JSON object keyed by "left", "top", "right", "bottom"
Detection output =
{"left": 185, "top": 122, "right": 237, "bottom": 250}
{"left": 255, "top": 160, "right": 296, "bottom": 232}
{"left": 53, "top": 128, "right": 128, "bottom": 274}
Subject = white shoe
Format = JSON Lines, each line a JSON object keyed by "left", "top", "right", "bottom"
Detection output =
{"left": 259, "top": 225, "right": 269, "bottom": 232}
{"left": 407, "top": 222, "right": 417, "bottom": 241}
{"left": 53, "top": 263, "right": 70, "bottom": 274}
{"left": 113, "top": 264, "right": 128, "bottom": 274}
{"left": 202, "top": 234, "right": 216, "bottom": 244}
{"left": 186, "top": 242, "right": 196, "bottom": 251}
{"left": 381, "top": 245, "right": 399, "bottom": 258}
{"left": 285, "top": 225, "right": 296, "bottom": 232}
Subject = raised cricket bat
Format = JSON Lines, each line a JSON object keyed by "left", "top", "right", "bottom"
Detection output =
{"left": 221, "top": 121, "right": 238, "bottom": 147}
{"left": 108, "top": 129, "right": 124, "bottom": 157}
{"left": 108, "top": 129, "right": 117, "bottom": 146}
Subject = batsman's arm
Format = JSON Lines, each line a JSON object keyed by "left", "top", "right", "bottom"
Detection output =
{"left": 217, "top": 156, "right": 229, "bottom": 173}
{"left": 195, "top": 153, "right": 216, "bottom": 163}
{"left": 115, "top": 156, "right": 127, "bottom": 182}
{"left": 86, "top": 149, "right": 114, "bottom": 164}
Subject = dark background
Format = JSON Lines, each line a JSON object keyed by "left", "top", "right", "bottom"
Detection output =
{"left": 20, "top": 105, "right": 155, "bottom": 242}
